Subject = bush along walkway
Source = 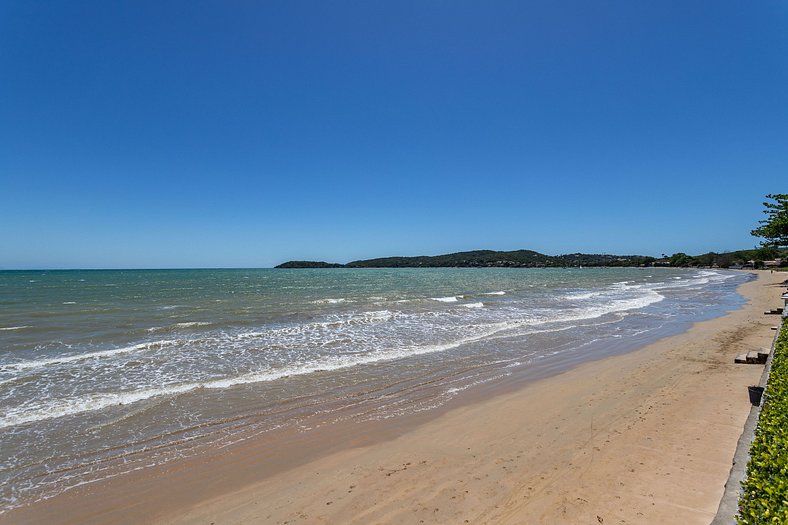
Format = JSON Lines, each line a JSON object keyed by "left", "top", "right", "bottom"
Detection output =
{"left": 737, "top": 319, "right": 788, "bottom": 524}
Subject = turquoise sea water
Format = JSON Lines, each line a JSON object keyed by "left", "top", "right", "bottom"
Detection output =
{"left": 0, "top": 267, "right": 749, "bottom": 511}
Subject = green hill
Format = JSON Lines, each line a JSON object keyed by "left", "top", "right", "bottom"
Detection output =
{"left": 275, "top": 247, "right": 786, "bottom": 269}
{"left": 275, "top": 250, "right": 655, "bottom": 268}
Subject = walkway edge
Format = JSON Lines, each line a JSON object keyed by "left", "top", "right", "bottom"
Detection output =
{"left": 711, "top": 316, "right": 784, "bottom": 524}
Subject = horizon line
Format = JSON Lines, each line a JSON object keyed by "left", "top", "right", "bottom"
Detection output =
{"left": 0, "top": 246, "right": 771, "bottom": 271}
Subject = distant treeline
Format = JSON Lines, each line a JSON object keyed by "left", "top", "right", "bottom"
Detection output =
{"left": 667, "top": 247, "right": 784, "bottom": 268}
{"left": 275, "top": 247, "right": 786, "bottom": 269}
{"left": 273, "top": 260, "right": 345, "bottom": 268}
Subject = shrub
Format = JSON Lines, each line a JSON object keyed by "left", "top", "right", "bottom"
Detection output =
{"left": 738, "top": 321, "right": 788, "bottom": 524}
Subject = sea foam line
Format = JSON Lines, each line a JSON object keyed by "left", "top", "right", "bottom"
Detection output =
{"left": 0, "top": 330, "right": 501, "bottom": 429}
{"left": 462, "top": 302, "right": 484, "bottom": 308}
{"left": 431, "top": 296, "right": 460, "bottom": 303}
{"left": 312, "top": 298, "right": 348, "bottom": 304}
{"left": 0, "top": 288, "right": 666, "bottom": 429}
{"left": 0, "top": 340, "right": 179, "bottom": 371}
{"left": 147, "top": 322, "right": 213, "bottom": 333}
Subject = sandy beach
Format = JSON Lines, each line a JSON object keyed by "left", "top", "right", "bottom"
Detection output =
{"left": 5, "top": 271, "right": 784, "bottom": 525}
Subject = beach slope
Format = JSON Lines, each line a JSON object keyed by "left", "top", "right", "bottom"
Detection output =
{"left": 155, "top": 272, "right": 783, "bottom": 525}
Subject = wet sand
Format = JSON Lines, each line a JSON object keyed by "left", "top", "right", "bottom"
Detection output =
{"left": 5, "top": 271, "right": 784, "bottom": 525}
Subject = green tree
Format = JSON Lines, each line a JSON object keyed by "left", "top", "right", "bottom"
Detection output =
{"left": 695, "top": 252, "right": 717, "bottom": 266}
{"left": 751, "top": 194, "right": 788, "bottom": 248}
{"left": 669, "top": 252, "right": 695, "bottom": 267}
{"left": 752, "top": 246, "right": 779, "bottom": 262}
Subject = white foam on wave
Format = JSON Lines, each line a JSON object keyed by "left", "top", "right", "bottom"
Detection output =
{"left": 567, "top": 278, "right": 652, "bottom": 301}
{"left": 0, "top": 324, "right": 513, "bottom": 429}
{"left": 565, "top": 291, "right": 600, "bottom": 300}
{"left": 0, "top": 340, "right": 179, "bottom": 371}
{"left": 147, "top": 322, "right": 213, "bottom": 333}
{"left": 0, "top": 386, "right": 194, "bottom": 429}
{"left": 462, "top": 302, "right": 484, "bottom": 308}
{"left": 659, "top": 270, "right": 733, "bottom": 290}
{"left": 528, "top": 290, "right": 665, "bottom": 331}
{"left": 705, "top": 270, "right": 736, "bottom": 280}
{"left": 312, "top": 298, "right": 347, "bottom": 304}
{"left": 0, "top": 285, "right": 669, "bottom": 429}
{"left": 241, "top": 310, "right": 398, "bottom": 340}
{"left": 444, "top": 374, "right": 508, "bottom": 396}
{"left": 0, "top": 376, "right": 21, "bottom": 387}
{"left": 62, "top": 302, "right": 76, "bottom": 305}
{"left": 586, "top": 291, "right": 664, "bottom": 319}
{"left": 175, "top": 321, "right": 211, "bottom": 328}
{"left": 484, "top": 291, "right": 506, "bottom": 296}
{"left": 654, "top": 271, "right": 727, "bottom": 290}
{"left": 610, "top": 281, "right": 637, "bottom": 290}
{"left": 0, "top": 326, "right": 31, "bottom": 331}
{"left": 431, "top": 296, "right": 459, "bottom": 303}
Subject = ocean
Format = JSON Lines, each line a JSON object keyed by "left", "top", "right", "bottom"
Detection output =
{"left": 0, "top": 267, "right": 749, "bottom": 512}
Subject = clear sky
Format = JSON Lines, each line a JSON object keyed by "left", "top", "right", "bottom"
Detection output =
{"left": 1, "top": 1, "right": 786, "bottom": 269}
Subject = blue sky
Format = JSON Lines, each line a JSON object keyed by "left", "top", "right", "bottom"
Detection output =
{"left": 1, "top": 1, "right": 786, "bottom": 268}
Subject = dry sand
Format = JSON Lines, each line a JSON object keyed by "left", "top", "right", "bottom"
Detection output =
{"left": 5, "top": 271, "right": 785, "bottom": 525}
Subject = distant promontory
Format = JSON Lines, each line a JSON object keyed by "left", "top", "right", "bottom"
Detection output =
{"left": 276, "top": 250, "right": 653, "bottom": 269}
{"left": 275, "top": 260, "right": 345, "bottom": 269}
{"left": 275, "top": 247, "right": 785, "bottom": 269}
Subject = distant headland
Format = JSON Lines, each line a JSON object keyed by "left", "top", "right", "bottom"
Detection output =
{"left": 275, "top": 248, "right": 785, "bottom": 269}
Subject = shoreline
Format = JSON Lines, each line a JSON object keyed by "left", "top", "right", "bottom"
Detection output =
{"left": 4, "top": 271, "right": 784, "bottom": 524}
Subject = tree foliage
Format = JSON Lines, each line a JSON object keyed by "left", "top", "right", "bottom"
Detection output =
{"left": 669, "top": 252, "right": 695, "bottom": 267}
{"left": 276, "top": 247, "right": 786, "bottom": 269}
{"left": 752, "top": 194, "right": 788, "bottom": 248}
{"left": 277, "top": 250, "right": 659, "bottom": 268}
{"left": 275, "top": 260, "right": 344, "bottom": 268}
{"left": 661, "top": 248, "right": 783, "bottom": 268}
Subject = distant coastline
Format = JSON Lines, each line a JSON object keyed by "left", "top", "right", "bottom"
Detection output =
{"left": 276, "top": 249, "right": 653, "bottom": 269}
{"left": 276, "top": 248, "right": 784, "bottom": 269}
